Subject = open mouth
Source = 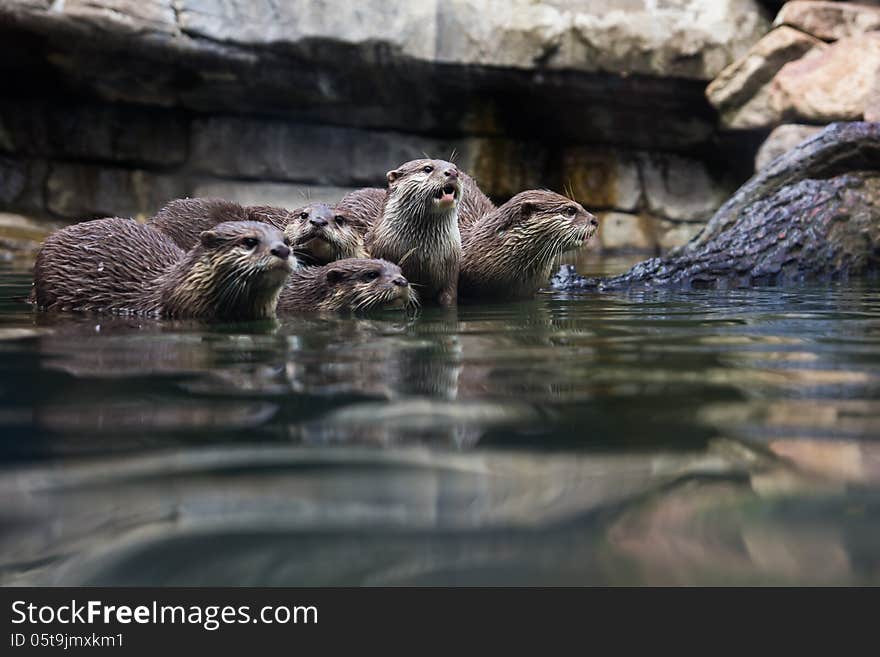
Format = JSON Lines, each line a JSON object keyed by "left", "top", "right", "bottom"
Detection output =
{"left": 433, "top": 184, "right": 459, "bottom": 205}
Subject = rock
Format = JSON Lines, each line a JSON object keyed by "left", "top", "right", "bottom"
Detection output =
{"left": 864, "top": 69, "right": 880, "bottom": 122}
{"left": 46, "top": 163, "right": 187, "bottom": 219}
{"left": 58, "top": 0, "right": 178, "bottom": 36}
{"left": 706, "top": 26, "right": 825, "bottom": 112}
{"left": 0, "top": 212, "right": 63, "bottom": 262}
{"left": 754, "top": 124, "right": 822, "bottom": 171}
{"left": 564, "top": 0, "right": 770, "bottom": 80}
{"left": 639, "top": 153, "right": 731, "bottom": 222}
{"left": 655, "top": 220, "right": 705, "bottom": 252}
{"left": 562, "top": 149, "right": 641, "bottom": 212}
{"left": 0, "top": 0, "right": 766, "bottom": 150}
{"left": 706, "top": 26, "right": 827, "bottom": 129}
{"left": 774, "top": 1, "right": 880, "bottom": 41}
{"left": 191, "top": 181, "right": 357, "bottom": 209}
{"left": 0, "top": 156, "right": 47, "bottom": 215}
{"left": 0, "top": 100, "right": 188, "bottom": 166}
{"left": 597, "top": 212, "right": 654, "bottom": 252}
{"left": 552, "top": 122, "right": 880, "bottom": 291}
{"left": 770, "top": 33, "right": 880, "bottom": 123}
{"left": 177, "top": 0, "right": 770, "bottom": 80}
{"left": 463, "top": 138, "right": 549, "bottom": 200}
{"left": 190, "top": 117, "right": 458, "bottom": 187}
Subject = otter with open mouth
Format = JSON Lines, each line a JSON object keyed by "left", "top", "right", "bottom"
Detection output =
{"left": 278, "top": 258, "right": 417, "bottom": 314}
{"left": 285, "top": 202, "right": 370, "bottom": 266}
{"left": 365, "top": 158, "right": 464, "bottom": 307}
{"left": 459, "top": 190, "right": 599, "bottom": 300}
{"left": 32, "top": 219, "right": 294, "bottom": 320}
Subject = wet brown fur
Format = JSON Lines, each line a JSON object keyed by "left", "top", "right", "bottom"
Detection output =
{"left": 459, "top": 190, "right": 598, "bottom": 300}
{"left": 339, "top": 171, "right": 494, "bottom": 230}
{"left": 285, "top": 202, "right": 371, "bottom": 265}
{"left": 32, "top": 218, "right": 294, "bottom": 320}
{"left": 278, "top": 258, "right": 416, "bottom": 313}
{"left": 364, "top": 158, "right": 464, "bottom": 306}
{"left": 149, "top": 197, "right": 292, "bottom": 250}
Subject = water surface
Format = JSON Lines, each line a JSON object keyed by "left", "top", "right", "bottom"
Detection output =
{"left": 1, "top": 259, "right": 879, "bottom": 586}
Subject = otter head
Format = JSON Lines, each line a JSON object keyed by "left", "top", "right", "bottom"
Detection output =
{"left": 175, "top": 221, "right": 294, "bottom": 320}
{"left": 322, "top": 258, "right": 417, "bottom": 312}
{"left": 487, "top": 190, "right": 598, "bottom": 261}
{"left": 385, "top": 159, "right": 462, "bottom": 218}
{"left": 285, "top": 202, "right": 367, "bottom": 265}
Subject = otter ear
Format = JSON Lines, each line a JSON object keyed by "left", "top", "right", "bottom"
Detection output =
{"left": 520, "top": 202, "right": 533, "bottom": 218}
{"left": 386, "top": 169, "right": 401, "bottom": 185}
{"left": 199, "top": 230, "right": 222, "bottom": 248}
{"left": 326, "top": 268, "right": 345, "bottom": 287}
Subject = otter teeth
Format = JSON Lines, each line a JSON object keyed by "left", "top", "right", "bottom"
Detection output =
{"left": 434, "top": 185, "right": 457, "bottom": 202}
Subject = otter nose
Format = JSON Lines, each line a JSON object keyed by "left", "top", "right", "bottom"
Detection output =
{"left": 271, "top": 244, "right": 291, "bottom": 260}
{"left": 392, "top": 276, "right": 409, "bottom": 287}
{"left": 444, "top": 168, "right": 458, "bottom": 179}
{"left": 309, "top": 217, "right": 328, "bottom": 228}
{"left": 589, "top": 216, "right": 599, "bottom": 227}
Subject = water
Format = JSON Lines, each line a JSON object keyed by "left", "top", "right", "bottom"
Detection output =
{"left": 1, "top": 258, "right": 879, "bottom": 586}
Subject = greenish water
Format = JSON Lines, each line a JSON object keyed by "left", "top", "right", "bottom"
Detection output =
{"left": 1, "top": 259, "right": 879, "bottom": 586}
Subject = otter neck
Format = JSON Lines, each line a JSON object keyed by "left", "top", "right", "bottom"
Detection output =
{"left": 156, "top": 250, "right": 282, "bottom": 320}
{"left": 375, "top": 196, "right": 461, "bottom": 274}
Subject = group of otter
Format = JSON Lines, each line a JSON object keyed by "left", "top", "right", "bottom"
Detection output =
{"left": 31, "top": 158, "right": 599, "bottom": 321}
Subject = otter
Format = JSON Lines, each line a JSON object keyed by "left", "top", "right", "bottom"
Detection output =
{"left": 459, "top": 190, "right": 598, "bottom": 300}
{"left": 335, "top": 187, "right": 387, "bottom": 230}
{"left": 339, "top": 170, "right": 494, "bottom": 231}
{"left": 149, "top": 197, "right": 293, "bottom": 251}
{"left": 285, "top": 202, "right": 370, "bottom": 266}
{"left": 278, "top": 258, "right": 416, "bottom": 313}
{"left": 364, "top": 158, "right": 465, "bottom": 306}
{"left": 32, "top": 218, "right": 294, "bottom": 320}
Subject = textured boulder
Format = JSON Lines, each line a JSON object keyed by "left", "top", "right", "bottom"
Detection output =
{"left": 754, "top": 124, "right": 822, "bottom": 171}
{"left": 562, "top": 149, "right": 642, "bottom": 212}
{"left": 552, "top": 123, "right": 880, "bottom": 291}
{"left": 769, "top": 33, "right": 880, "bottom": 123}
{"left": 597, "top": 212, "right": 654, "bottom": 251}
{"left": 639, "top": 153, "right": 731, "bottom": 221}
{"left": 0, "top": 0, "right": 768, "bottom": 144}
{"left": 774, "top": 1, "right": 880, "bottom": 41}
{"left": 706, "top": 26, "right": 827, "bottom": 129}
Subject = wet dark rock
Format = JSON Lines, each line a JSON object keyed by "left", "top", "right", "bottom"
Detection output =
{"left": 552, "top": 122, "right": 880, "bottom": 291}
{"left": 0, "top": 100, "right": 188, "bottom": 167}
{"left": 46, "top": 163, "right": 188, "bottom": 220}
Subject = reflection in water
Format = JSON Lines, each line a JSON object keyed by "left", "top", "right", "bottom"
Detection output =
{"left": 2, "top": 264, "right": 880, "bottom": 584}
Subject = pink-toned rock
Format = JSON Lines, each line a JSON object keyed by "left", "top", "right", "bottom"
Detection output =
{"left": 754, "top": 124, "right": 822, "bottom": 171}
{"left": 706, "top": 26, "right": 826, "bottom": 115}
{"left": 866, "top": 72, "right": 880, "bottom": 122}
{"left": 774, "top": 1, "right": 880, "bottom": 42}
{"left": 597, "top": 212, "right": 655, "bottom": 252}
{"left": 770, "top": 33, "right": 880, "bottom": 122}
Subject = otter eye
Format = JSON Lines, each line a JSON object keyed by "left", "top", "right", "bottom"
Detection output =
{"left": 564, "top": 207, "right": 578, "bottom": 218}
{"left": 283, "top": 238, "right": 291, "bottom": 247}
{"left": 422, "top": 165, "right": 433, "bottom": 174}
{"left": 300, "top": 212, "right": 309, "bottom": 221}
{"left": 334, "top": 215, "right": 346, "bottom": 226}
{"left": 364, "top": 271, "right": 381, "bottom": 281}
{"left": 243, "top": 237, "right": 259, "bottom": 249}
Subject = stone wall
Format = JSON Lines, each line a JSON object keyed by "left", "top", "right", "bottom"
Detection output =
{"left": 0, "top": 0, "right": 774, "bottom": 257}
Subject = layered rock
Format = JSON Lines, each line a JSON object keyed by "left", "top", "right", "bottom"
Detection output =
{"left": 0, "top": 0, "right": 773, "bottom": 255}
{"left": 774, "top": 0, "right": 880, "bottom": 41}
{"left": 707, "top": 1, "right": 880, "bottom": 174}
{"left": 771, "top": 32, "right": 880, "bottom": 123}
{"left": 705, "top": 26, "right": 826, "bottom": 129}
